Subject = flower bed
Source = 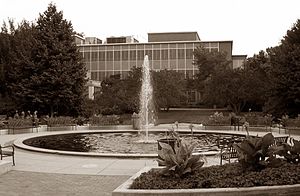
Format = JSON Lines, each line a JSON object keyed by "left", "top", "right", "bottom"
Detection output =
{"left": 113, "top": 165, "right": 300, "bottom": 196}
{"left": 130, "top": 163, "right": 300, "bottom": 189}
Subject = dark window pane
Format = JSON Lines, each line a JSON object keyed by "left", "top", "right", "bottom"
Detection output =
{"left": 99, "top": 51, "right": 105, "bottom": 61}
{"left": 114, "top": 51, "right": 120, "bottom": 61}
{"left": 106, "top": 51, "right": 113, "bottom": 61}
{"left": 137, "top": 50, "right": 144, "bottom": 60}
{"left": 153, "top": 50, "right": 160, "bottom": 60}
{"left": 122, "top": 51, "right": 128, "bottom": 60}
{"left": 130, "top": 50, "right": 136, "bottom": 61}
{"left": 161, "top": 50, "right": 168, "bottom": 60}
{"left": 170, "top": 49, "right": 177, "bottom": 59}
{"left": 178, "top": 49, "right": 185, "bottom": 59}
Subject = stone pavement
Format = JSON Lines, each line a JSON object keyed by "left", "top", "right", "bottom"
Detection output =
{"left": 0, "top": 171, "right": 129, "bottom": 196}
{"left": 0, "top": 127, "right": 297, "bottom": 196}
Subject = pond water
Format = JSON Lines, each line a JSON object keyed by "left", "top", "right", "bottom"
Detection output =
{"left": 23, "top": 132, "right": 244, "bottom": 155}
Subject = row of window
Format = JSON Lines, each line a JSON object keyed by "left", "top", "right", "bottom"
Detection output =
{"left": 82, "top": 47, "right": 219, "bottom": 62}
{"left": 81, "top": 42, "right": 219, "bottom": 51}
{"left": 82, "top": 49, "right": 194, "bottom": 61}
{"left": 90, "top": 70, "right": 198, "bottom": 81}
{"left": 87, "top": 59, "right": 194, "bottom": 71}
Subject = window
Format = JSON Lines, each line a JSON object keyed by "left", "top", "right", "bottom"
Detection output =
{"left": 99, "top": 72, "right": 106, "bottom": 81}
{"left": 137, "top": 50, "right": 144, "bottom": 60}
{"left": 106, "top": 51, "right": 113, "bottom": 61}
{"left": 122, "top": 51, "right": 128, "bottom": 60}
{"left": 161, "top": 50, "right": 168, "bottom": 60}
{"left": 170, "top": 49, "right": 177, "bottom": 59}
{"left": 153, "top": 50, "right": 160, "bottom": 60}
{"left": 186, "top": 49, "right": 193, "bottom": 59}
{"left": 99, "top": 51, "right": 105, "bottom": 61}
{"left": 91, "top": 72, "right": 97, "bottom": 80}
{"left": 145, "top": 50, "right": 152, "bottom": 60}
{"left": 114, "top": 51, "right": 120, "bottom": 61}
{"left": 130, "top": 50, "right": 136, "bottom": 61}
{"left": 178, "top": 49, "right": 185, "bottom": 59}
{"left": 84, "top": 52, "right": 90, "bottom": 61}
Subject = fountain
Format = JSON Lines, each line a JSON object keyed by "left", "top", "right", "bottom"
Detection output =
{"left": 139, "top": 55, "right": 156, "bottom": 143}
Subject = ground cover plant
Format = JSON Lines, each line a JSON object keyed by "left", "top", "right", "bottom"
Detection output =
{"left": 130, "top": 162, "right": 300, "bottom": 189}
{"left": 130, "top": 133, "right": 300, "bottom": 189}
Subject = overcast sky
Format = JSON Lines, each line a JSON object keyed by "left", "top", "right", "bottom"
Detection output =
{"left": 1, "top": 0, "right": 300, "bottom": 57}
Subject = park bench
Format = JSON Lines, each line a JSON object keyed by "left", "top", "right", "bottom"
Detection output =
{"left": 219, "top": 136, "right": 290, "bottom": 165}
{"left": 0, "top": 144, "right": 15, "bottom": 166}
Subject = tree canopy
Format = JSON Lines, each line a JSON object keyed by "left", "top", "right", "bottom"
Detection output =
{"left": 266, "top": 19, "right": 300, "bottom": 117}
{"left": 0, "top": 3, "right": 87, "bottom": 116}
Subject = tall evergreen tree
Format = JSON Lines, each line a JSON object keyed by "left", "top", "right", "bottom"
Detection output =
{"left": 30, "top": 3, "right": 87, "bottom": 116}
{"left": 267, "top": 19, "right": 300, "bottom": 117}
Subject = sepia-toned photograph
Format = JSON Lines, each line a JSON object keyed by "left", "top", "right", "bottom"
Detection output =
{"left": 0, "top": 0, "right": 300, "bottom": 195}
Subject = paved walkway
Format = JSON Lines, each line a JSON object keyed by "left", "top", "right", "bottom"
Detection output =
{"left": 0, "top": 127, "right": 297, "bottom": 196}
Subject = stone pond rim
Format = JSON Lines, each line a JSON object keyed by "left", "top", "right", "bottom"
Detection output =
{"left": 13, "top": 129, "right": 247, "bottom": 158}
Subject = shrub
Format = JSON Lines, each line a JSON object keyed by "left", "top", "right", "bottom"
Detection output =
{"left": 46, "top": 117, "right": 75, "bottom": 126}
{"left": 205, "top": 112, "right": 231, "bottom": 125}
{"left": 233, "top": 133, "right": 275, "bottom": 171}
{"left": 7, "top": 118, "right": 34, "bottom": 127}
{"left": 89, "top": 115, "right": 120, "bottom": 126}
{"left": 157, "top": 138, "right": 206, "bottom": 178}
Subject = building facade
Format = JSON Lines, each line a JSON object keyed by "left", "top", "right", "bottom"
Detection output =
{"left": 77, "top": 32, "right": 245, "bottom": 103}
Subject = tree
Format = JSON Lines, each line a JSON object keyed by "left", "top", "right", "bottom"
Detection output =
{"left": 95, "top": 67, "right": 141, "bottom": 115}
{"left": 0, "top": 20, "right": 37, "bottom": 113}
{"left": 266, "top": 19, "right": 300, "bottom": 117}
{"left": 193, "top": 46, "right": 231, "bottom": 91}
{"left": 152, "top": 70, "right": 187, "bottom": 111}
{"left": 243, "top": 50, "right": 271, "bottom": 111}
{"left": 29, "top": 4, "right": 87, "bottom": 116}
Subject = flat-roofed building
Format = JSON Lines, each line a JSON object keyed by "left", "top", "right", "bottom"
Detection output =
{"left": 78, "top": 31, "right": 246, "bottom": 103}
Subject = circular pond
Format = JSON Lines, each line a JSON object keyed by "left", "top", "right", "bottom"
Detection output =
{"left": 21, "top": 131, "right": 244, "bottom": 156}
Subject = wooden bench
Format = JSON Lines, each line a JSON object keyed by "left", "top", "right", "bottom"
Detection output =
{"left": 0, "top": 145, "right": 15, "bottom": 166}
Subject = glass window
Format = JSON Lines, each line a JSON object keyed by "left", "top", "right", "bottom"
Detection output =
{"left": 99, "top": 51, "right": 105, "bottom": 61}
{"left": 106, "top": 51, "right": 113, "bottom": 61}
{"left": 99, "top": 61, "right": 105, "bottom": 71}
{"left": 170, "top": 49, "right": 177, "bottom": 59}
{"left": 178, "top": 49, "right": 185, "bottom": 59}
{"left": 91, "top": 52, "right": 98, "bottom": 61}
{"left": 130, "top": 51, "right": 136, "bottom": 61}
{"left": 161, "top": 50, "right": 168, "bottom": 60}
{"left": 122, "top": 51, "right": 128, "bottom": 60}
{"left": 145, "top": 50, "right": 152, "bottom": 60}
{"left": 186, "top": 49, "right": 193, "bottom": 59}
{"left": 153, "top": 50, "right": 160, "bottom": 60}
{"left": 137, "top": 50, "right": 144, "bottom": 60}
{"left": 99, "top": 72, "right": 106, "bottom": 81}
{"left": 91, "top": 72, "right": 97, "bottom": 80}
{"left": 84, "top": 52, "right": 90, "bottom": 61}
{"left": 114, "top": 51, "right": 120, "bottom": 61}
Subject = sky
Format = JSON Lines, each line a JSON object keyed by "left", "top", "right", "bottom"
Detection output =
{"left": 1, "top": 0, "right": 300, "bottom": 57}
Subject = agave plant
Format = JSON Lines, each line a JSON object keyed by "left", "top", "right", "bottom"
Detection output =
{"left": 157, "top": 138, "right": 206, "bottom": 178}
{"left": 233, "top": 133, "right": 274, "bottom": 170}
{"left": 270, "top": 138, "right": 300, "bottom": 164}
